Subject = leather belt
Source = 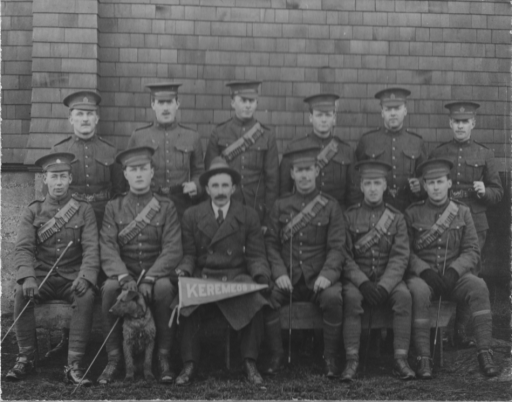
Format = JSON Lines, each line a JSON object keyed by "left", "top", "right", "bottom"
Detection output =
{"left": 72, "top": 189, "right": 110, "bottom": 202}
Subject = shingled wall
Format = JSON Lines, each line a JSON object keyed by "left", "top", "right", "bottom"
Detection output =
{"left": 1, "top": 0, "right": 510, "bottom": 167}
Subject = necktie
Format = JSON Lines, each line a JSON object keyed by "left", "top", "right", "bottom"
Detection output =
{"left": 217, "top": 209, "right": 224, "bottom": 226}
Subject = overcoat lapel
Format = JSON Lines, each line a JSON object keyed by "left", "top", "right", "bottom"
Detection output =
{"left": 210, "top": 202, "right": 242, "bottom": 245}
{"left": 197, "top": 202, "right": 218, "bottom": 241}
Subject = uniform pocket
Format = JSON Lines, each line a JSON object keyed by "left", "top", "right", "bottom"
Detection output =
{"left": 246, "top": 142, "right": 268, "bottom": 170}
{"left": 64, "top": 218, "right": 85, "bottom": 245}
{"left": 95, "top": 157, "right": 114, "bottom": 182}
{"left": 308, "top": 216, "right": 329, "bottom": 244}
{"left": 174, "top": 144, "right": 193, "bottom": 170}
{"left": 465, "top": 159, "right": 485, "bottom": 182}
{"left": 364, "top": 149, "right": 385, "bottom": 159}
{"left": 402, "top": 149, "right": 421, "bottom": 175}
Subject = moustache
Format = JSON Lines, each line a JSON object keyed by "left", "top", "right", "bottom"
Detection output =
{"left": 214, "top": 195, "right": 227, "bottom": 200}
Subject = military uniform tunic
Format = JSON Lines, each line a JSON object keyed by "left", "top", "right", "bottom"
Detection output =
{"left": 52, "top": 135, "right": 123, "bottom": 226}
{"left": 356, "top": 127, "right": 427, "bottom": 211}
{"left": 128, "top": 121, "right": 205, "bottom": 217}
{"left": 13, "top": 192, "right": 99, "bottom": 359}
{"left": 279, "top": 132, "right": 358, "bottom": 209}
{"left": 342, "top": 201, "right": 411, "bottom": 356}
{"left": 205, "top": 117, "right": 279, "bottom": 223}
{"left": 100, "top": 190, "right": 182, "bottom": 354}
{"left": 429, "top": 139, "right": 503, "bottom": 234}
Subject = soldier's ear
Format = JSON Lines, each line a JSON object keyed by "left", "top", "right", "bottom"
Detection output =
{"left": 42, "top": 173, "right": 48, "bottom": 185}
{"left": 470, "top": 118, "right": 476, "bottom": 130}
{"left": 68, "top": 173, "right": 73, "bottom": 185}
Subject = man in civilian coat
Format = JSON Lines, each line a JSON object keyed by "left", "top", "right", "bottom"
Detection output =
{"left": 6, "top": 153, "right": 99, "bottom": 386}
{"left": 204, "top": 81, "right": 279, "bottom": 226}
{"left": 98, "top": 146, "right": 182, "bottom": 384}
{"left": 175, "top": 156, "right": 272, "bottom": 386}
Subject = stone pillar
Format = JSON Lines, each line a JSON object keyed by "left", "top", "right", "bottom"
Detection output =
{"left": 25, "top": 0, "right": 99, "bottom": 165}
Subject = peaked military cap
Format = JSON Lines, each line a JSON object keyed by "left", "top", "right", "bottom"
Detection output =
{"left": 200, "top": 156, "right": 241, "bottom": 187}
{"left": 226, "top": 81, "right": 261, "bottom": 99}
{"left": 284, "top": 146, "right": 319, "bottom": 168}
{"left": 374, "top": 87, "right": 411, "bottom": 107}
{"left": 417, "top": 158, "right": 453, "bottom": 180}
{"left": 116, "top": 146, "right": 155, "bottom": 167}
{"left": 63, "top": 90, "right": 101, "bottom": 111}
{"left": 355, "top": 160, "right": 392, "bottom": 179}
{"left": 146, "top": 81, "right": 182, "bottom": 100}
{"left": 444, "top": 101, "right": 480, "bottom": 120}
{"left": 35, "top": 152, "right": 75, "bottom": 172}
{"left": 304, "top": 93, "right": 340, "bottom": 112}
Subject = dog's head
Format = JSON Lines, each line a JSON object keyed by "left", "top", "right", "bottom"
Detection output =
{"left": 109, "top": 289, "right": 147, "bottom": 319}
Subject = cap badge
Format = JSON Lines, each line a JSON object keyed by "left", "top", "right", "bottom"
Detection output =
{"left": 459, "top": 107, "right": 465, "bottom": 112}
{"left": 390, "top": 93, "right": 395, "bottom": 99}
{"left": 56, "top": 159, "right": 61, "bottom": 163}
{"left": 83, "top": 97, "right": 89, "bottom": 103}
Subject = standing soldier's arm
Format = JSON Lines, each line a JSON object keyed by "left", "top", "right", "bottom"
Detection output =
{"left": 480, "top": 152, "right": 503, "bottom": 206}
{"left": 264, "top": 203, "right": 288, "bottom": 280}
{"left": 176, "top": 209, "right": 197, "bottom": 277}
{"left": 79, "top": 203, "right": 100, "bottom": 286}
{"left": 318, "top": 203, "right": 345, "bottom": 284}
{"left": 204, "top": 128, "right": 220, "bottom": 169}
{"left": 145, "top": 202, "right": 183, "bottom": 278}
{"left": 100, "top": 201, "right": 130, "bottom": 279}
{"left": 354, "top": 136, "right": 366, "bottom": 161}
{"left": 189, "top": 135, "right": 205, "bottom": 196}
{"left": 377, "top": 214, "right": 409, "bottom": 293}
{"left": 446, "top": 208, "right": 480, "bottom": 278}
{"left": 263, "top": 133, "right": 280, "bottom": 219}
{"left": 13, "top": 207, "right": 38, "bottom": 283}
{"left": 278, "top": 152, "right": 293, "bottom": 196}
{"left": 110, "top": 160, "right": 126, "bottom": 197}
{"left": 345, "top": 150, "right": 363, "bottom": 207}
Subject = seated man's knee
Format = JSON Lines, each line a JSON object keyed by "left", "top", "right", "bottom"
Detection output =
{"left": 153, "top": 277, "right": 176, "bottom": 302}
{"left": 406, "top": 277, "right": 430, "bottom": 306}
{"left": 342, "top": 283, "right": 364, "bottom": 314}
{"left": 319, "top": 285, "right": 343, "bottom": 310}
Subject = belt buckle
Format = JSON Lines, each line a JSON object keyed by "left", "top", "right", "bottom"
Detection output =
{"left": 86, "top": 194, "right": 95, "bottom": 202}
{"left": 160, "top": 187, "right": 170, "bottom": 195}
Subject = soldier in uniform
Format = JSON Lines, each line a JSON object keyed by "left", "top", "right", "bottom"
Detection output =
{"left": 175, "top": 157, "right": 271, "bottom": 385}
{"left": 279, "top": 93, "right": 358, "bottom": 210}
{"left": 127, "top": 82, "right": 204, "bottom": 219}
{"left": 341, "top": 160, "right": 415, "bottom": 382}
{"left": 430, "top": 102, "right": 503, "bottom": 348}
{"left": 6, "top": 153, "right": 99, "bottom": 386}
{"left": 264, "top": 147, "right": 344, "bottom": 378}
{"left": 49, "top": 90, "right": 123, "bottom": 361}
{"left": 204, "top": 81, "right": 279, "bottom": 225}
{"left": 356, "top": 88, "right": 427, "bottom": 212}
{"left": 98, "top": 146, "right": 182, "bottom": 384}
{"left": 405, "top": 159, "right": 499, "bottom": 378}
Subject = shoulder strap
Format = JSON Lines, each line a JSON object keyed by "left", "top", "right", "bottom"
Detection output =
{"left": 414, "top": 201, "right": 459, "bottom": 251}
{"left": 221, "top": 122, "right": 264, "bottom": 162}
{"left": 281, "top": 194, "right": 329, "bottom": 243}
{"left": 353, "top": 208, "right": 396, "bottom": 256}
{"left": 118, "top": 197, "right": 161, "bottom": 247}
{"left": 316, "top": 138, "right": 339, "bottom": 169}
{"left": 37, "top": 199, "right": 80, "bottom": 243}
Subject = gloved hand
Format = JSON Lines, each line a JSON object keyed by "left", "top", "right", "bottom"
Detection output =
{"left": 120, "top": 276, "right": 137, "bottom": 292}
{"left": 71, "top": 277, "right": 90, "bottom": 297}
{"left": 376, "top": 286, "right": 389, "bottom": 304}
{"left": 420, "top": 269, "right": 444, "bottom": 295}
{"left": 254, "top": 275, "right": 272, "bottom": 296}
{"left": 22, "top": 277, "right": 39, "bottom": 299}
{"left": 359, "top": 281, "right": 381, "bottom": 306}
{"left": 443, "top": 268, "right": 459, "bottom": 295}
{"left": 138, "top": 282, "right": 153, "bottom": 302}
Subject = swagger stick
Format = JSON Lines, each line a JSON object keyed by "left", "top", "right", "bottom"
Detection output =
{"left": 71, "top": 269, "right": 146, "bottom": 395}
{"left": 2, "top": 241, "right": 74, "bottom": 345}
{"left": 288, "top": 213, "right": 293, "bottom": 364}
{"left": 432, "top": 236, "right": 450, "bottom": 363}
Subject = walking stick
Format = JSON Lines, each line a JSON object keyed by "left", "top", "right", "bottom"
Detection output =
{"left": 71, "top": 269, "right": 146, "bottom": 395}
{"left": 432, "top": 236, "right": 450, "bottom": 362}
{"left": 288, "top": 214, "right": 293, "bottom": 364}
{"left": 1, "top": 241, "right": 74, "bottom": 345}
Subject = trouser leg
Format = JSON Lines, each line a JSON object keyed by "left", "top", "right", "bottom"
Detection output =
{"left": 180, "top": 309, "right": 202, "bottom": 364}
{"left": 315, "top": 282, "right": 343, "bottom": 358}
{"left": 101, "top": 279, "right": 123, "bottom": 357}
{"left": 387, "top": 281, "right": 412, "bottom": 357}
{"left": 14, "top": 284, "right": 37, "bottom": 357}
{"left": 152, "top": 278, "right": 177, "bottom": 354}
{"left": 450, "top": 274, "right": 492, "bottom": 351}
{"left": 405, "top": 276, "right": 431, "bottom": 357}
{"left": 240, "top": 309, "right": 264, "bottom": 361}
{"left": 263, "top": 307, "right": 284, "bottom": 356}
{"left": 342, "top": 282, "right": 364, "bottom": 359}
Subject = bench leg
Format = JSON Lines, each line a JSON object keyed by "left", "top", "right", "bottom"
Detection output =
{"left": 225, "top": 326, "right": 231, "bottom": 370}
{"left": 439, "top": 328, "right": 444, "bottom": 368}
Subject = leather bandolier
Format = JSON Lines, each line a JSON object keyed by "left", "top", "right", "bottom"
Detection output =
{"left": 221, "top": 122, "right": 264, "bottom": 162}
{"left": 281, "top": 194, "right": 329, "bottom": 243}
{"left": 37, "top": 198, "right": 80, "bottom": 243}
{"left": 353, "top": 208, "right": 396, "bottom": 256}
{"left": 414, "top": 201, "right": 459, "bottom": 251}
{"left": 118, "top": 197, "right": 161, "bottom": 247}
{"left": 316, "top": 138, "right": 339, "bottom": 169}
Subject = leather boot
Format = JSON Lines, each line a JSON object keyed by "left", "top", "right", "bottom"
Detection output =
{"left": 341, "top": 358, "right": 359, "bottom": 382}
{"left": 323, "top": 321, "right": 341, "bottom": 378}
{"left": 158, "top": 354, "right": 175, "bottom": 384}
{"left": 455, "top": 326, "right": 476, "bottom": 349}
{"left": 416, "top": 356, "right": 433, "bottom": 380}
{"left": 478, "top": 350, "right": 499, "bottom": 377}
{"left": 175, "top": 361, "right": 196, "bottom": 386}
{"left": 324, "top": 357, "right": 340, "bottom": 378}
{"left": 244, "top": 359, "right": 263, "bottom": 385}
{"left": 393, "top": 356, "right": 416, "bottom": 380}
{"left": 262, "top": 311, "right": 284, "bottom": 375}
{"left": 97, "top": 355, "right": 122, "bottom": 385}
{"left": 64, "top": 361, "right": 92, "bottom": 386}
{"left": 6, "top": 355, "right": 35, "bottom": 381}
{"left": 45, "top": 328, "right": 69, "bottom": 359}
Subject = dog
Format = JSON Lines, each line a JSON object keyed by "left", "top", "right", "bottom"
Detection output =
{"left": 109, "top": 289, "right": 156, "bottom": 382}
